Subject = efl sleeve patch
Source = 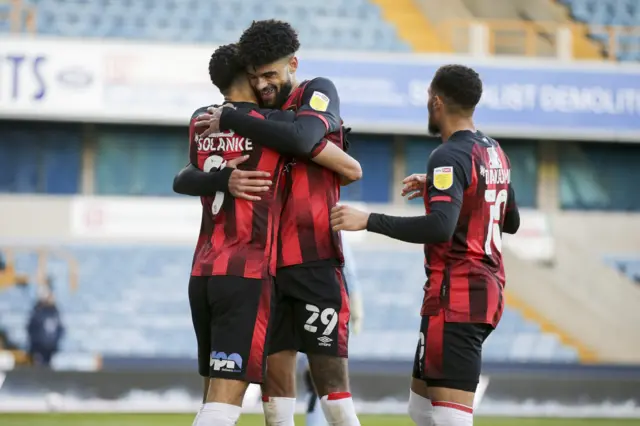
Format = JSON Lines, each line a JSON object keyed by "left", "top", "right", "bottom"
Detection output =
{"left": 309, "top": 91, "right": 330, "bottom": 112}
{"left": 433, "top": 166, "right": 454, "bottom": 190}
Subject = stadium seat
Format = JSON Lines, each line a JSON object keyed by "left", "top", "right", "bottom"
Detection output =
{"left": 0, "top": 246, "right": 580, "bottom": 363}
{"left": 2, "top": 0, "right": 409, "bottom": 52}
{"left": 560, "top": 0, "right": 640, "bottom": 60}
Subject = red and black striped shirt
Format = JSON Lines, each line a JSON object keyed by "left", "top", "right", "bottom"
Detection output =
{"left": 421, "top": 131, "right": 513, "bottom": 327}
{"left": 189, "top": 104, "right": 288, "bottom": 279}
{"left": 276, "top": 78, "right": 345, "bottom": 268}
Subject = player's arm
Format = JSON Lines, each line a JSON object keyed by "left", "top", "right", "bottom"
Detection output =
{"left": 259, "top": 108, "right": 361, "bottom": 183}
{"left": 173, "top": 109, "right": 271, "bottom": 200}
{"left": 172, "top": 163, "right": 234, "bottom": 196}
{"left": 219, "top": 77, "right": 341, "bottom": 157}
{"left": 237, "top": 98, "right": 362, "bottom": 183}
{"left": 365, "top": 148, "right": 470, "bottom": 244}
{"left": 503, "top": 184, "right": 520, "bottom": 234}
{"left": 173, "top": 107, "right": 236, "bottom": 196}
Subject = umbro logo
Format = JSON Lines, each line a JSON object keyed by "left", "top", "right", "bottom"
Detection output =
{"left": 317, "top": 336, "right": 333, "bottom": 347}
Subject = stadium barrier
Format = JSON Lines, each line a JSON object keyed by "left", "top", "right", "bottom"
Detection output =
{"left": 1, "top": 363, "right": 639, "bottom": 417}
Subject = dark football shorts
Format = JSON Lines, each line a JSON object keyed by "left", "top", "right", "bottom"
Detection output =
{"left": 188, "top": 275, "right": 274, "bottom": 383}
{"left": 269, "top": 264, "right": 350, "bottom": 357}
{"left": 412, "top": 310, "right": 493, "bottom": 393}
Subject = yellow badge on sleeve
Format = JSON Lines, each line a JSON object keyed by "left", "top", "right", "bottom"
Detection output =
{"left": 433, "top": 166, "right": 454, "bottom": 190}
{"left": 309, "top": 91, "right": 330, "bottom": 112}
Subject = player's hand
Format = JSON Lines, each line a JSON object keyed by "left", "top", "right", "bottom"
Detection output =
{"left": 401, "top": 173, "right": 427, "bottom": 200}
{"left": 194, "top": 106, "right": 223, "bottom": 138}
{"left": 226, "top": 155, "right": 272, "bottom": 201}
{"left": 330, "top": 204, "right": 369, "bottom": 232}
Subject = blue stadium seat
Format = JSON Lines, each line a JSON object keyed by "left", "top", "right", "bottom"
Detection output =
{"left": 3, "top": 0, "right": 407, "bottom": 52}
{"left": 561, "top": 0, "right": 640, "bottom": 61}
{"left": 0, "top": 246, "right": 580, "bottom": 363}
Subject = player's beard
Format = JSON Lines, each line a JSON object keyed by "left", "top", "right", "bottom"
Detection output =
{"left": 257, "top": 80, "right": 293, "bottom": 109}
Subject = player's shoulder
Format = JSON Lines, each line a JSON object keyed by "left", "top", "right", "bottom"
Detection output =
{"left": 303, "top": 77, "right": 338, "bottom": 93}
{"left": 190, "top": 105, "right": 212, "bottom": 120}
{"left": 431, "top": 138, "right": 470, "bottom": 163}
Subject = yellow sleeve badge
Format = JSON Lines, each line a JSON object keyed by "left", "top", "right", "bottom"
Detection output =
{"left": 309, "top": 91, "right": 330, "bottom": 112}
{"left": 433, "top": 166, "right": 454, "bottom": 190}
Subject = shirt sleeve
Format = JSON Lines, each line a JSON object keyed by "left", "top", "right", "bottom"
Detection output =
{"left": 220, "top": 107, "right": 328, "bottom": 158}
{"left": 365, "top": 202, "right": 460, "bottom": 244}
{"left": 173, "top": 163, "right": 233, "bottom": 196}
{"left": 503, "top": 184, "right": 520, "bottom": 234}
{"left": 296, "top": 77, "right": 341, "bottom": 134}
{"left": 425, "top": 145, "right": 472, "bottom": 206}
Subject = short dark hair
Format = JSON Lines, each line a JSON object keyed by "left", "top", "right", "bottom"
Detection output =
{"left": 431, "top": 64, "right": 483, "bottom": 111}
{"left": 208, "top": 43, "right": 244, "bottom": 94}
{"left": 238, "top": 20, "right": 300, "bottom": 67}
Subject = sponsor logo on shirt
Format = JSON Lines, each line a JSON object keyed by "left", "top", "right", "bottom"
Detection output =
{"left": 433, "top": 166, "right": 453, "bottom": 190}
{"left": 309, "top": 91, "right": 330, "bottom": 112}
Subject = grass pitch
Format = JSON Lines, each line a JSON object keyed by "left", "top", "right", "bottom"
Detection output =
{"left": 0, "top": 414, "right": 639, "bottom": 426}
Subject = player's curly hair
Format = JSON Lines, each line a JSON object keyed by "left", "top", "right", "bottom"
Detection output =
{"left": 238, "top": 20, "right": 300, "bottom": 67}
{"left": 208, "top": 43, "right": 245, "bottom": 94}
{"left": 431, "top": 64, "right": 483, "bottom": 111}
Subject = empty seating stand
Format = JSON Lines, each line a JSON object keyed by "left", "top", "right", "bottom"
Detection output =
{"left": 4, "top": 0, "right": 409, "bottom": 51}
{"left": 0, "top": 246, "right": 579, "bottom": 363}
{"left": 560, "top": 0, "right": 640, "bottom": 61}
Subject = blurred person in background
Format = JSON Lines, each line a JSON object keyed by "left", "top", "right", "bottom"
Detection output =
{"left": 27, "top": 283, "right": 64, "bottom": 367}
{"left": 331, "top": 64, "right": 520, "bottom": 426}
{"left": 305, "top": 236, "right": 364, "bottom": 426}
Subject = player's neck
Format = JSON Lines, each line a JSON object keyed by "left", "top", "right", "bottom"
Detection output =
{"left": 440, "top": 117, "right": 476, "bottom": 142}
{"left": 225, "top": 88, "right": 258, "bottom": 105}
{"left": 289, "top": 77, "right": 300, "bottom": 95}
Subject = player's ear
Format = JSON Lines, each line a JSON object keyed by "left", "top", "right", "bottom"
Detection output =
{"left": 288, "top": 56, "right": 298, "bottom": 74}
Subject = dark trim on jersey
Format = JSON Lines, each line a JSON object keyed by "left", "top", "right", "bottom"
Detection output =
{"left": 366, "top": 201, "right": 460, "bottom": 244}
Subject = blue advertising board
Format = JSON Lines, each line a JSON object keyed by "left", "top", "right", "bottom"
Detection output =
{"left": 298, "top": 53, "right": 640, "bottom": 141}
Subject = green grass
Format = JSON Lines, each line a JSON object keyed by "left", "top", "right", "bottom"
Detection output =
{"left": 0, "top": 414, "right": 638, "bottom": 426}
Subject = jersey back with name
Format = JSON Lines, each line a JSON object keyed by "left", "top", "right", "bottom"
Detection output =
{"left": 422, "top": 131, "right": 511, "bottom": 327}
{"left": 276, "top": 81, "right": 344, "bottom": 268}
{"left": 188, "top": 105, "right": 287, "bottom": 278}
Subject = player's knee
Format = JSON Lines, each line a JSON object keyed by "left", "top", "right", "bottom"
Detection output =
{"left": 408, "top": 390, "right": 434, "bottom": 426}
{"left": 263, "top": 351, "right": 297, "bottom": 398}
{"left": 431, "top": 402, "right": 473, "bottom": 426}
{"left": 308, "top": 354, "right": 349, "bottom": 396}
{"left": 206, "top": 378, "right": 248, "bottom": 406}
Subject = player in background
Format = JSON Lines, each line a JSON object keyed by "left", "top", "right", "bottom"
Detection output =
{"left": 330, "top": 65, "right": 520, "bottom": 426}
{"left": 304, "top": 236, "right": 364, "bottom": 426}
{"left": 179, "top": 44, "right": 361, "bottom": 426}
{"left": 196, "top": 20, "right": 362, "bottom": 426}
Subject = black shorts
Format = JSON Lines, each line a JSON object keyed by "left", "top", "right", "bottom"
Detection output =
{"left": 269, "top": 264, "right": 350, "bottom": 357}
{"left": 188, "top": 275, "right": 274, "bottom": 383}
{"left": 412, "top": 310, "right": 493, "bottom": 392}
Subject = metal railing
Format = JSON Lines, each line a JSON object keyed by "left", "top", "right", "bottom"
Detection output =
{"left": 438, "top": 19, "right": 640, "bottom": 61}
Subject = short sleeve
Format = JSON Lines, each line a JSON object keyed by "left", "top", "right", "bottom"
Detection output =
{"left": 297, "top": 77, "right": 341, "bottom": 133}
{"left": 426, "top": 146, "right": 471, "bottom": 206}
